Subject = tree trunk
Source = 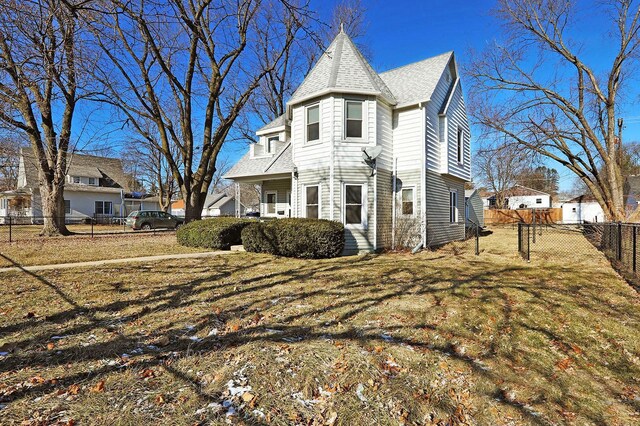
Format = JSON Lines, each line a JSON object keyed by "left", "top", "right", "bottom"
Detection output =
{"left": 183, "top": 189, "right": 206, "bottom": 223}
{"left": 39, "top": 183, "right": 69, "bottom": 236}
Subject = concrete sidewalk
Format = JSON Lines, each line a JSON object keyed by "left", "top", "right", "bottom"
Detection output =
{"left": 0, "top": 251, "right": 232, "bottom": 273}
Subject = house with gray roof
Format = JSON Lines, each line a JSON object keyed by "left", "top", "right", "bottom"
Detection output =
{"left": 225, "top": 29, "right": 471, "bottom": 253}
{"left": 0, "top": 148, "right": 160, "bottom": 222}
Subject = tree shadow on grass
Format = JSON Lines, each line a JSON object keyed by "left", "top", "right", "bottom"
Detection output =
{"left": 0, "top": 251, "right": 639, "bottom": 425}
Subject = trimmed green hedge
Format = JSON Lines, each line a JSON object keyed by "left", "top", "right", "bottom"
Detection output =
{"left": 241, "top": 218, "right": 344, "bottom": 258}
{"left": 177, "top": 217, "right": 251, "bottom": 249}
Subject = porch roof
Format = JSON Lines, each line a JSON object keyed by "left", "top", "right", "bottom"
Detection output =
{"left": 224, "top": 142, "right": 293, "bottom": 181}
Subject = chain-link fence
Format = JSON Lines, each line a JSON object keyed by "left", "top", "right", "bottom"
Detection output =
{"left": 0, "top": 215, "right": 176, "bottom": 243}
{"left": 518, "top": 221, "right": 640, "bottom": 285}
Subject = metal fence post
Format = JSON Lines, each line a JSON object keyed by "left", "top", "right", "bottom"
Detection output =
{"left": 526, "top": 224, "right": 530, "bottom": 261}
{"left": 8, "top": 216, "right": 12, "bottom": 243}
{"left": 475, "top": 223, "right": 479, "bottom": 256}
{"left": 532, "top": 209, "right": 536, "bottom": 244}
{"left": 518, "top": 222, "right": 522, "bottom": 253}
{"left": 617, "top": 221, "right": 622, "bottom": 262}
{"left": 633, "top": 226, "right": 637, "bottom": 273}
{"left": 91, "top": 216, "right": 94, "bottom": 238}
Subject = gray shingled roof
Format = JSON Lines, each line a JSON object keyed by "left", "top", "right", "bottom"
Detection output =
{"left": 20, "top": 148, "right": 129, "bottom": 191}
{"left": 288, "top": 31, "right": 396, "bottom": 106}
{"left": 379, "top": 51, "right": 453, "bottom": 108}
{"left": 257, "top": 114, "right": 289, "bottom": 133}
{"left": 224, "top": 143, "right": 293, "bottom": 179}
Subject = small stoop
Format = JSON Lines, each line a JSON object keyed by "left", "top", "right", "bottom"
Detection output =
{"left": 230, "top": 245, "right": 245, "bottom": 252}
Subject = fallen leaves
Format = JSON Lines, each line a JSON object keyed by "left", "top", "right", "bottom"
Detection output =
{"left": 46, "top": 342, "right": 55, "bottom": 351}
{"left": 91, "top": 380, "right": 105, "bottom": 393}
{"left": 556, "top": 357, "right": 572, "bottom": 371}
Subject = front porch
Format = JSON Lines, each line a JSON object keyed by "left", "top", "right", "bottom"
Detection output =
{"left": 0, "top": 190, "right": 33, "bottom": 223}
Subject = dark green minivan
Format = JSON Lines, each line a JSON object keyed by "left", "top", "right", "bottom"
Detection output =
{"left": 126, "top": 211, "right": 184, "bottom": 230}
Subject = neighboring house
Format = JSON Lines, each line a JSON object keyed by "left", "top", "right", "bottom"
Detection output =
{"left": 202, "top": 193, "right": 244, "bottom": 217}
{"left": 0, "top": 148, "right": 133, "bottom": 223}
{"left": 483, "top": 185, "right": 551, "bottom": 210}
{"left": 561, "top": 194, "right": 605, "bottom": 223}
{"left": 465, "top": 189, "right": 484, "bottom": 227}
{"left": 169, "top": 194, "right": 245, "bottom": 217}
{"left": 225, "top": 30, "right": 471, "bottom": 253}
{"left": 170, "top": 199, "right": 185, "bottom": 217}
{"left": 624, "top": 175, "right": 640, "bottom": 214}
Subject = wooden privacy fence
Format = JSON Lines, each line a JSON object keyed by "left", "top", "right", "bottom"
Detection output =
{"left": 485, "top": 208, "right": 562, "bottom": 225}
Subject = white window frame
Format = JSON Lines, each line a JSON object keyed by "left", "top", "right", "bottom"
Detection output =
{"left": 267, "top": 136, "right": 278, "bottom": 154}
{"left": 303, "top": 184, "right": 321, "bottom": 219}
{"left": 95, "top": 201, "right": 113, "bottom": 216}
{"left": 342, "top": 182, "right": 367, "bottom": 228}
{"left": 449, "top": 190, "right": 458, "bottom": 223}
{"left": 344, "top": 99, "right": 364, "bottom": 141}
{"left": 456, "top": 126, "right": 464, "bottom": 164}
{"left": 305, "top": 103, "right": 320, "bottom": 144}
{"left": 400, "top": 186, "right": 416, "bottom": 216}
{"left": 264, "top": 190, "right": 278, "bottom": 216}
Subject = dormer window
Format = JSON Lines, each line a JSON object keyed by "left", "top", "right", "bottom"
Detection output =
{"left": 306, "top": 104, "right": 320, "bottom": 143}
{"left": 267, "top": 136, "right": 278, "bottom": 154}
{"left": 73, "top": 176, "right": 80, "bottom": 184}
{"left": 345, "top": 100, "right": 363, "bottom": 138}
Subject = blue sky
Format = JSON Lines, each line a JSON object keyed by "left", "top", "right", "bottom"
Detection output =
{"left": 81, "top": 0, "right": 639, "bottom": 193}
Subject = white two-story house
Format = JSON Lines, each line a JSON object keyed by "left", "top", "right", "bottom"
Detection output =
{"left": 225, "top": 30, "right": 471, "bottom": 253}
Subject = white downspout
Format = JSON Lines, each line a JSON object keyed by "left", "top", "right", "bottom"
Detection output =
{"left": 330, "top": 98, "right": 335, "bottom": 221}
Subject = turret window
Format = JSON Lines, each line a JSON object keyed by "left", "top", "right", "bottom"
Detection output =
{"left": 306, "top": 104, "right": 320, "bottom": 142}
{"left": 345, "top": 100, "right": 363, "bottom": 138}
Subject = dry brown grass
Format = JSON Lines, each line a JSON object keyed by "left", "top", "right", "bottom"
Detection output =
{"left": 0, "top": 228, "right": 639, "bottom": 425}
{"left": 0, "top": 233, "right": 207, "bottom": 267}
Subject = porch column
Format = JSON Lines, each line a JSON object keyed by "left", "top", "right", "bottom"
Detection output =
{"left": 235, "top": 182, "right": 240, "bottom": 218}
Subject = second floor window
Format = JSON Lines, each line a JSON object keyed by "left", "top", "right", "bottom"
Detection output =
{"left": 267, "top": 136, "right": 278, "bottom": 153}
{"left": 345, "top": 100, "right": 362, "bottom": 138}
{"left": 306, "top": 104, "right": 319, "bottom": 142}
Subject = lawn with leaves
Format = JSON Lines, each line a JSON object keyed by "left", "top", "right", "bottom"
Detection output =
{"left": 0, "top": 233, "right": 207, "bottom": 268}
{"left": 0, "top": 228, "right": 639, "bottom": 425}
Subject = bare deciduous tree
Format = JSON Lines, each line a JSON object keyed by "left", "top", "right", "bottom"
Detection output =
{"left": 90, "top": 0, "right": 308, "bottom": 221}
{"left": 0, "top": 134, "right": 25, "bottom": 191}
{"left": 476, "top": 143, "right": 527, "bottom": 209}
{"left": 466, "top": 0, "right": 640, "bottom": 221}
{"left": 0, "top": 0, "right": 89, "bottom": 234}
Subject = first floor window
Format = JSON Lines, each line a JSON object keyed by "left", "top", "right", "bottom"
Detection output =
{"left": 89, "top": 177, "right": 96, "bottom": 185}
{"left": 305, "top": 185, "right": 319, "bottom": 219}
{"left": 64, "top": 200, "right": 71, "bottom": 214}
{"left": 345, "top": 184, "right": 363, "bottom": 225}
{"left": 95, "top": 201, "right": 113, "bottom": 216}
{"left": 266, "top": 192, "right": 276, "bottom": 215}
{"left": 401, "top": 188, "right": 414, "bottom": 215}
{"left": 449, "top": 190, "right": 458, "bottom": 223}
{"left": 536, "top": 198, "right": 542, "bottom": 204}
{"left": 306, "top": 104, "right": 320, "bottom": 142}
{"left": 73, "top": 176, "right": 80, "bottom": 184}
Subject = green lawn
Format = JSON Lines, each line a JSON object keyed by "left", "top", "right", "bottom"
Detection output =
{"left": 0, "top": 228, "right": 638, "bottom": 425}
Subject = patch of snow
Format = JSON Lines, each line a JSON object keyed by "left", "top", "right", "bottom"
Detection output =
{"left": 0, "top": 352, "right": 9, "bottom": 357}
{"left": 189, "top": 336, "right": 202, "bottom": 342}
{"left": 50, "top": 335, "right": 66, "bottom": 340}
{"left": 355, "top": 383, "right": 367, "bottom": 402}
{"left": 208, "top": 328, "right": 219, "bottom": 336}
{"left": 226, "top": 380, "right": 251, "bottom": 396}
{"left": 252, "top": 408, "right": 265, "bottom": 418}
{"left": 282, "top": 336, "right": 303, "bottom": 343}
{"left": 380, "top": 333, "right": 393, "bottom": 342}
{"left": 291, "top": 392, "right": 319, "bottom": 408}
{"left": 264, "top": 328, "right": 283, "bottom": 334}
